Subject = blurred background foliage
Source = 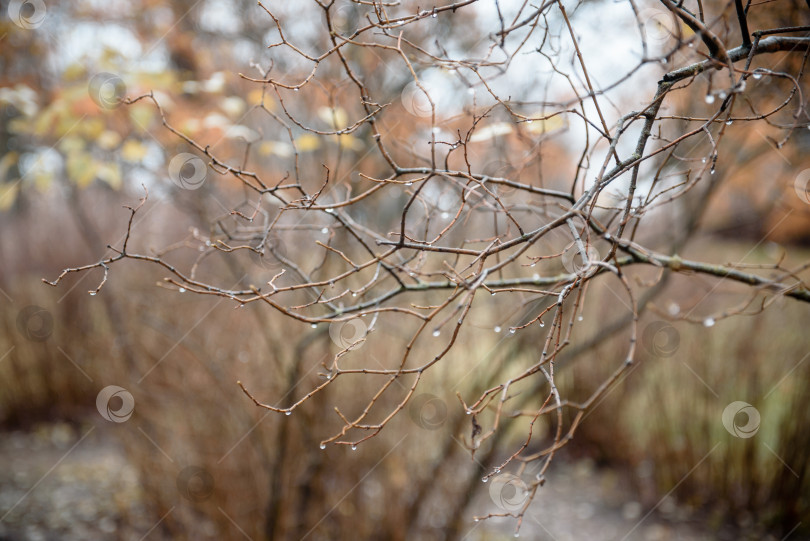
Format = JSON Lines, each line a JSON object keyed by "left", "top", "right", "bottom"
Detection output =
{"left": 1, "top": 0, "right": 809, "bottom": 540}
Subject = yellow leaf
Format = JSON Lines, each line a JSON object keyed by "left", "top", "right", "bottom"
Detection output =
{"left": 59, "top": 136, "right": 86, "bottom": 154}
{"left": 248, "top": 88, "right": 274, "bottom": 109}
{"left": 34, "top": 105, "right": 60, "bottom": 136}
{"left": 259, "top": 141, "right": 293, "bottom": 158}
{"left": 81, "top": 117, "right": 106, "bottom": 139}
{"left": 31, "top": 168, "right": 53, "bottom": 191}
{"left": 525, "top": 115, "right": 565, "bottom": 135}
{"left": 338, "top": 135, "right": 364, "bottom": 151}
{"left": 97, "top": 130, "right": 122, "bottom": 150}
{"left": 8, "top": 117, "right": 30, "bottom": 135}
{"left": 318, "top": 107, "right": 349, "bottom": 130}
{"left": 180, "top": 118, "right": 201, "bottom": 136}
{"left": 0, "top": 182, "right": 20, "bottom": 211}
{"left": 67, "top": 152, "right": 97, "bottom": 188}
{"left": 121, "top": 139, "right": 148, "bottom": 162}
{"left": 62, "top": 63, "right": 87, "bottom": 82}
{"left": 295, "top": 134, "right": 321, "bottom": 152}
{"left": 96, "top": 162, "right": 122, "bottom": 190}
{"left": 129, "top": 104, "right": 155, "bottom": 132}
{"left": 0, "top": 152, "right": 18, "bottom": 180}
{"left": 56, "top": 115, "right": 82, "bottom": 138}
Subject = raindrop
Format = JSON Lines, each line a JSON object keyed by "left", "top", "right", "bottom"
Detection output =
{"left": 514, "top": 533, "right": 520, "bottom": 538}
{"left": 530, "top": 262, "right": 536, "bottom": 267}
{"left": 539, "top": 321, "right": 545, "bottom": 328}
{"left": 294, "top": 88, "right": 299, "bottom": 92}
{"left": 352, "top": 292, "right": 357, "bottom": 297}
{"left": 577, "top": 315, "right": 584, "bottom": 321}
{"left": 441, "top": 212, "right": 450, "bottom": 219}
{"left": 526, "top": 119, "right": 533, "bottom": 124}
{"left": 432, "top": 127, "right": 440, "bottom": 134}
{"left": 668, "top": 302, "right": 680, "bottom": 316}
{"left": 321, "top": 227, "right": 329, "bottom": 234}
{"left": 432, "top": 329, "right": 440, "bottom": 337}
{"left": 89, "top": 292, "right": 97, "bottom": 296}
{"left": 532, "top": 273, "right": 540, "bottom": 281}
{"left": 494, "top": 326, "right": 502, "bottom": 333}
{"left": 725, "top": 120, "right": 733, "bottom": 126}
{"left": 285, "top": 410, "right": 292, "bottom": 416}
{"left": 466, "top": 410, "right": 472, "bottom": 415}
{"left": 752, "top": 72, "right": 762, "bottom": 80}
{"left": 494, "top": 467, "right": 500, "bottom": 473}
{"left": 325, "top": 208, "right": 334, "bottom": 213}
{"left": 405, "top": 181, "right": 413, "bottom": 186}
{"left": 490, "top": 291, "right": 496, "bottom": 296}
{"left": 701, "top": 158, "right": 707, "bottom": 164}
{"left": 351, "top": 444, "right": 357, "bottom": 451}
{"left": 509, "top": 328, "right": 516, "bottom": 334}
{"left": 179, "top": 288, "right": 186, "bottom": 293}
{"left": 482, "top": 477, "right": 488, "bottom": 483}
{"left": 311, "top": 323, "right": 318, "bottom": 329}
{"left": 705, "top": 94, "right": 715, "bottom": 104}
{"left": 473, "top": 518, "right": 480, "bottom": 523}
{"left": 703, "top": 317, "right": 716, "bottom": 327}
{"left": 710, "top": 168, "right": 716, "bottom": 175}
{"left": 320, "top": 443, "right": 326, "bottom": 450}
{"left": 432, "top": 12, "right": 437, "bottom": 18}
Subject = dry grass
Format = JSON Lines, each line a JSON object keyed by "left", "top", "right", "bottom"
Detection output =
{"left": 1, "top": 189, "right": 808, "bottom": 539}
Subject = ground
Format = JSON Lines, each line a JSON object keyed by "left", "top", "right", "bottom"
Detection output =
{"left": 0, "top": 423, "right": 793, "bottom": 540}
